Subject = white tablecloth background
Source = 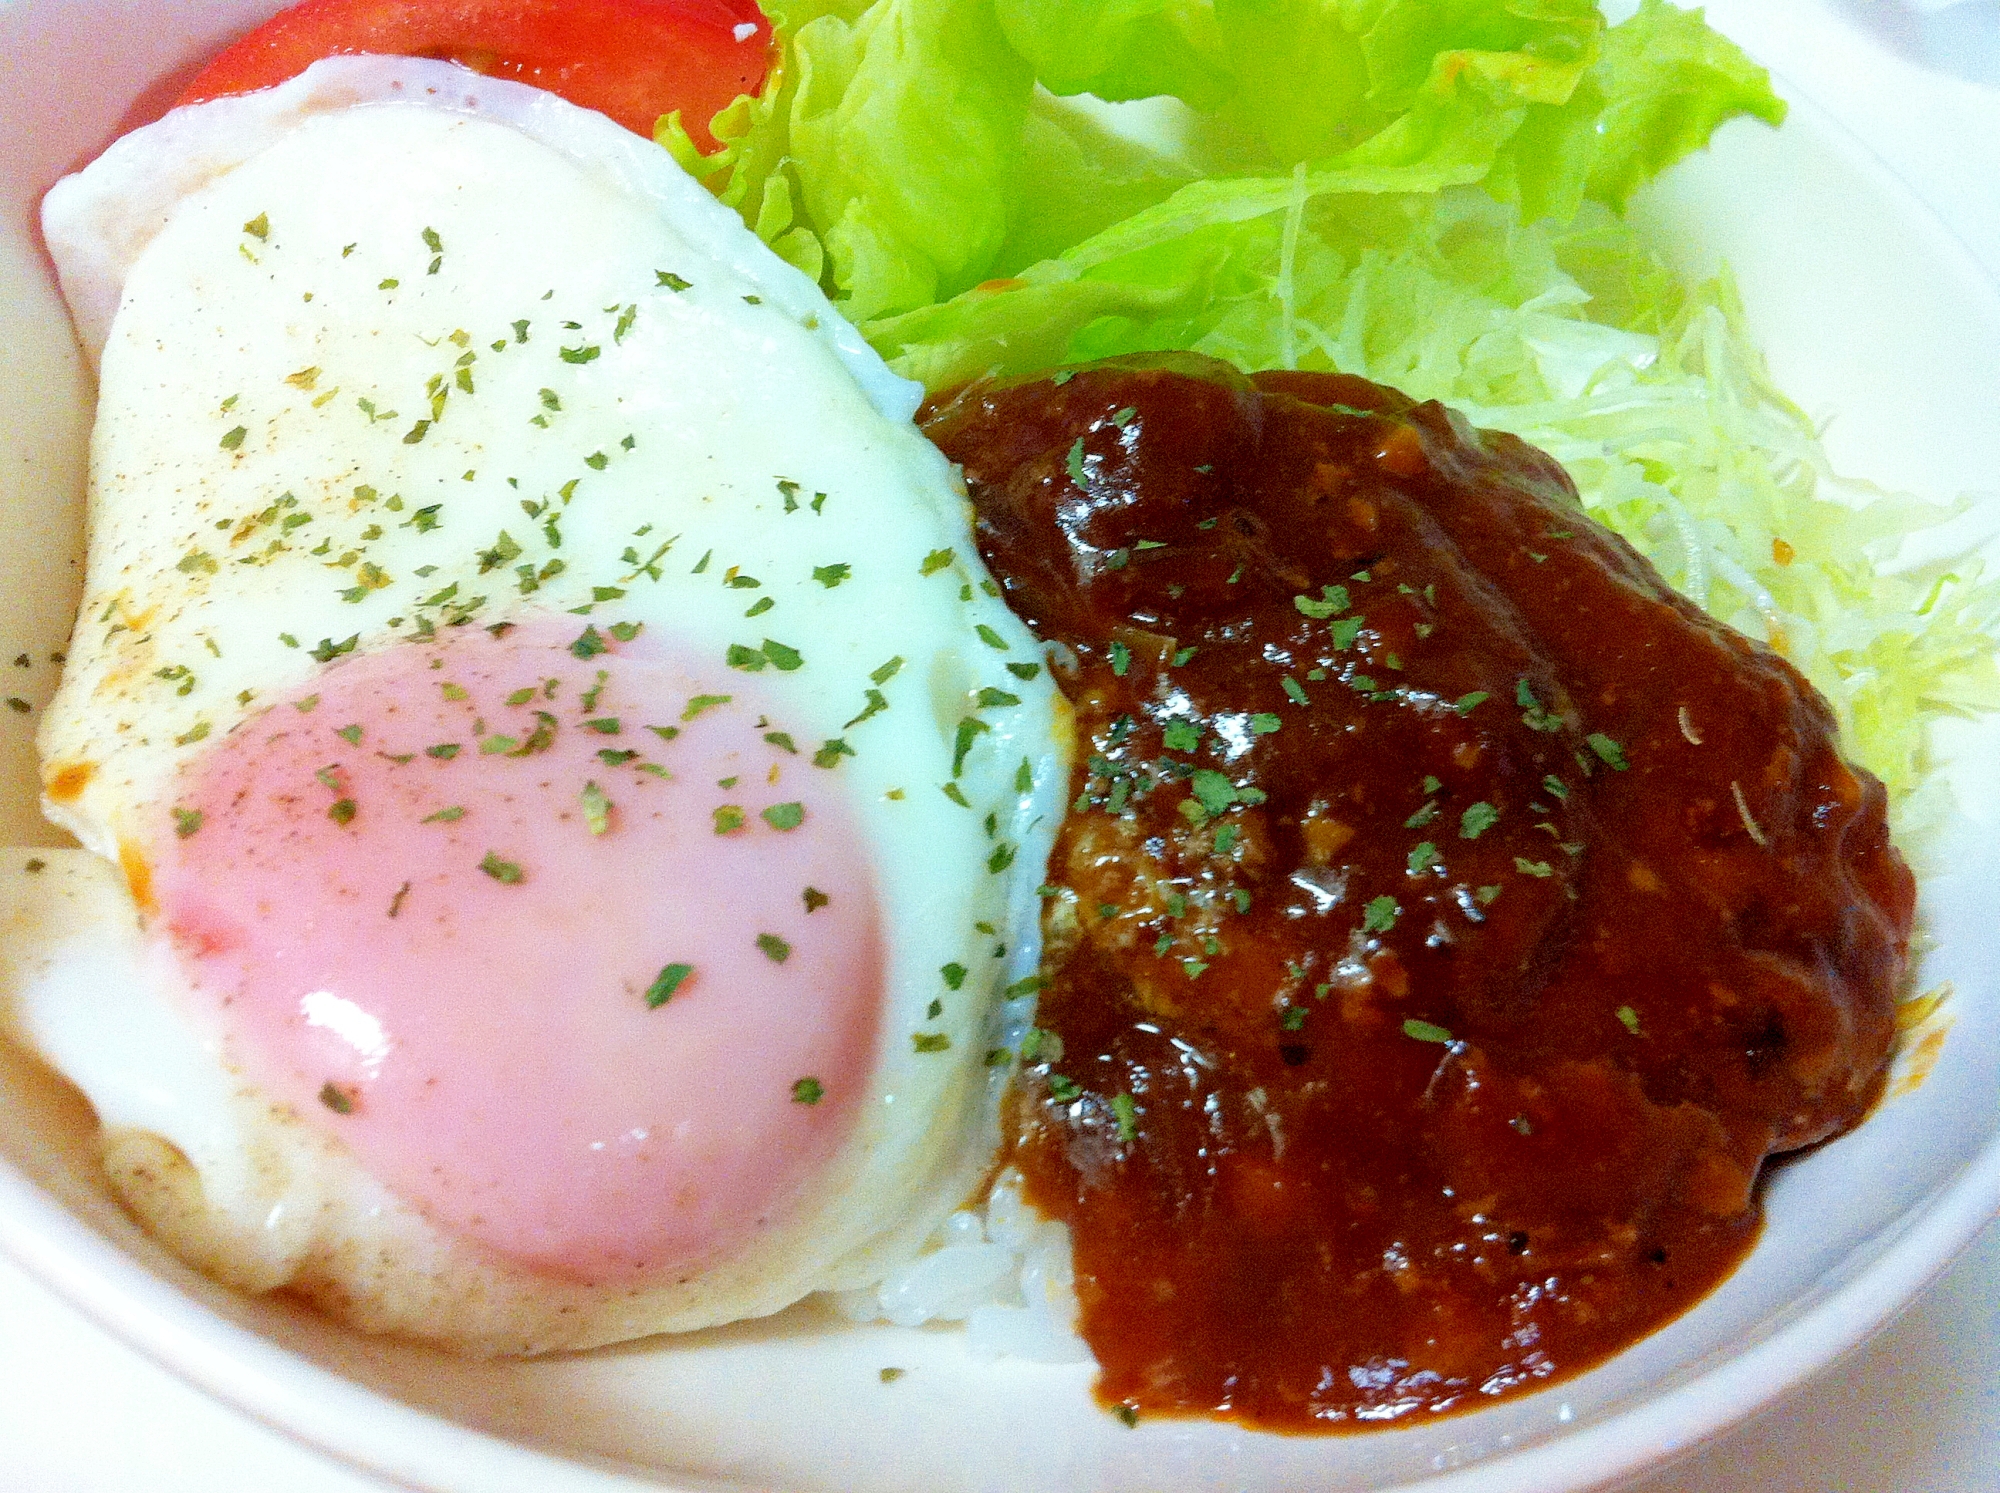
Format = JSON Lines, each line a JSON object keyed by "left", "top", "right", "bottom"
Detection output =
{"left": 3, "top": 2, "right": 1997, "bottom": 1488}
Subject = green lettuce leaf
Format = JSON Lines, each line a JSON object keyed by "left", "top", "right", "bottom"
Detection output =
{"left": 1585, "top": 0, "right": 1789, "bottom": 208}
{"left": 683, "top": 0, "right": 1773, "bottom": 327}
{"left": 991, "top": 0, "right": 1232, "bottom": 109}
{"left": 665, "top": 0, "right": 1036, "bottom": 321}
{"left": 791, "top": 0, "right": 1033, "bottom": 319}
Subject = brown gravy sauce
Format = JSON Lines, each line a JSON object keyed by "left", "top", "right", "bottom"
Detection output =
{"left": 922, "top": 355, "right": 1913, "bottom": 1431}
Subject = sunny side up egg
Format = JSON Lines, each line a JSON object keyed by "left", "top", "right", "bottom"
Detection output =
{"left": 4, "top": 57, "right": 1068, "bottom": 1354}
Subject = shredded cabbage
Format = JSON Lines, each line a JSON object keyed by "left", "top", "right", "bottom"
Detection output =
{"left": 662, "top": 0, "right": 2000, "bottom": 824}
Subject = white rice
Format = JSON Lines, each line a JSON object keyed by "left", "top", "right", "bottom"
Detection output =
{"left": 828, "top": 1166, "right": 1091, "bottom": 1364}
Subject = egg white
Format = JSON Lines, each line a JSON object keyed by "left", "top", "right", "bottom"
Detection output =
{"left": 9, "top": 58, "right": 1070, "bottom": 1354}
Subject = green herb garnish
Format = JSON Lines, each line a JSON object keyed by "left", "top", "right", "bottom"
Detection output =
{"left": 646, "top": 963, "right": 694, "bottom": 1007}
{"left": 581, "top": 781, "right": 612, "bottom": 835}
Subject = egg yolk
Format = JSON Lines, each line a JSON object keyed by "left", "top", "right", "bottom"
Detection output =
{"left": 153, "top": 619, "right": 883, "bottom": 1285}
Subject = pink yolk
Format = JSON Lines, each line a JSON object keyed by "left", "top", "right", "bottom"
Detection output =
{"left": 153, "top": 619, "right": 883, "bottom": 1285}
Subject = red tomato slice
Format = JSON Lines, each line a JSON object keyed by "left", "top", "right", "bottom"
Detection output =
{"left": 177, "top": 0, "right": 769, "bottom": 151}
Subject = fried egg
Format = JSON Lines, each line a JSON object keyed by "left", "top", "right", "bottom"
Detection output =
{"left": 7, "top": 57, "right": 1067, "bottom": 1354}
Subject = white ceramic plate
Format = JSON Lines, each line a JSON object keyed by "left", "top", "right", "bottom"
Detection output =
{"left": 1, "top": 4, "right": 1996, "bottom": 1490}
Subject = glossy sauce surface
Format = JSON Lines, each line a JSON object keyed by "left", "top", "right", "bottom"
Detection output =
{"left": 924, "top": 356, "right": 1914, "bottom": 1430}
